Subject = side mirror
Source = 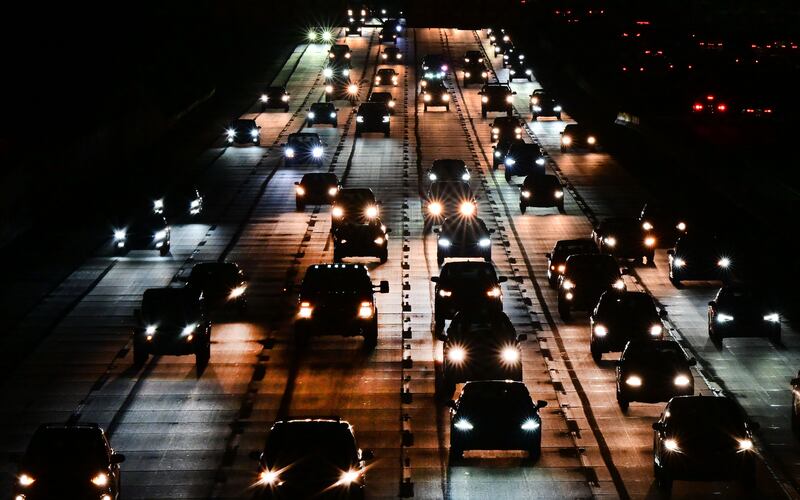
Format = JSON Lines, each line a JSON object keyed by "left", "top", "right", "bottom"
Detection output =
{"left": 248, "top": 450, "right": 263, "bottom": 461}
{"left": 446, "top": 400, "right": 457, "bottom": 410}
{"left": 666, "top": 249, "right": 675, "bottom": 256}
{"left": 652, "top": 422, "right": 665, "bottom": 431}
{"left": 433, "top": 228, "right": 440, "bottom": 233}
{"left": 361, "top": 449, "right": 375, "bottom": 461}
{"left": 498, "top": 276, "right": 508, "bottom": 283}
{"left": 792, "top": 378, "right": 800, "bottom": 386}
{"left": 379, "top": 280, "right": 390, "bottom": 294}
{"left": 708, "top": 300, "right": 716, "bottom": 307}
{"left": 517, "top": 334, "right": 527, "bottom": 341}
{"left": 431, "top": 276, "right": 439, "bottom": 283}
{"left": 489, "top": 229, "right": 496, "bottom": 234}
{"left": 385, "top": 228, "right": 392, "bottom": 234}
{"left": 110, "top": 453, "right": 125, "bottom": 464}
{"left": 536, "top": 400, "right": 548, "bottom": 409}
{"left": 749, "top": 421, "right": 760, "bottom": 431}
{"left": 436, "top": 331, "right": 447, "bottom": 342}
{"left": 659, "top": 309, "right": 668, "bottom": 319}
{"left": 545, "top": 252, "right": 551, "bottom": 259}
{"left": 294, "top": 181, "right": 300, "bottom": 185}
{"left": 688, "top": 357, "right": 697, "bottom": 366}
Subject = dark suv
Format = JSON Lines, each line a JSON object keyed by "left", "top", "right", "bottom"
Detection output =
{"left": 435, "top": 216, "right": 493, "bottom": 265}
{"left": 295, "top": 264, "right": 389, "bottom": 348}
{"left": 490, "top": 116, "right": 524, "bottom": 143}
{"left": 14, "top": 423, "right": 125, "bottom": 500}
{"left": 111, "top": 212, "right": 170, "bottom": 256}
{"left": 529, "top": 89, "right": 562, "bottom": 120}
{"left": 306, "top": 102, "right": 339, "bottom": 127}
{"left": 707, "top": 284, "right": 781, "bottom": 344}
{"left": 333, "top": 219, "right": 391, "bottom": 263}
{"left": 667, "top": 233, "right": 733, "bottom": 287}
{"left": 463, "top": 62, "right": 490, "bottom": 87}
{"left": 589, "top": 291, "right": 667, "bottom": 361}
{"left": 331, "top": 188, "right": 380, "bottom": 232}
{"left": 295, "top": 172, "right": 340, "bottom": 210}
{"left": 479, "top": 83, "right": 515, "bottom": 117}
{"left": 519, "top": 174, "right": 565, "bottom": 213}
{"left": 638, "top": 202, "right": 689, "bottom": 248}
{"left": 506, "top": 53, "right": 533, "bottom": 81}
{"left": 502, "top": 142, "right": 547, "bottom": 182}
{"left": 133, "top": 287, "right": 211, "bottom": 372}
{"left": 557, "top": 254, "right": 626, "bottom": 320}
{"left": 425, "top": 181, "right": 477, "bottom": 221}
{"left": 284, "top": 133, "right": 325, "bottom": 167}
{"left": 427, "top": 159, "right": 470, "bottom": 183}
{"left": 421, "top": 79, "right": 450, "bottom": 111}
{"left": 616, "top": 339, "right": 696, "bottom": 411}
{"left": 254, "top": 418, "right": 373, "bottom": 499}
{"left": 260, "top": 86, "right": 290, "bottom": 111}
{"left": 560, "top": 123, "right": 597, "bottom": 152}
{"left": 545, "top": 238, "right": 599, "bottom": 287}
{"left": 592, "top": 217, "right": 656, "bottom": 265}
{"left": 432, "top": 260, "right": 506, "bottom": 333}
{"left": 355, "top": 102, "right": 391, "bottom": 137}
{"left": 225, "top": 118, "right": 261, "bottom": 145}
{"left": 186, "top": 261, "right": 247, "bottom": 313}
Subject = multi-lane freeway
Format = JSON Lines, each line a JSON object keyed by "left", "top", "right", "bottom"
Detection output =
{"left": 2, "top": 22, "right": 800, "bottom": 500}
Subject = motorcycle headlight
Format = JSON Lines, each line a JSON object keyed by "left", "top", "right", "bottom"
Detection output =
{"left": 479, "top": 238, "right": 491, "bottom": 248}
{"left": 438, "top": 238, "right": 451, "bottom": 247}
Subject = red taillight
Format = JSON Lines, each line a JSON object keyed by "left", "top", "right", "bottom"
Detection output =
{"left": 693, "top": 103, "right": 703, "bottom": 111}
{"left": 706, "top": 95, "right": 715, "bottom": 101}
{"left": 765, "top": 108, "right": 773, "bottom": 113}
{"left": 717, "top": 104, "right": 727, "bottom": 112}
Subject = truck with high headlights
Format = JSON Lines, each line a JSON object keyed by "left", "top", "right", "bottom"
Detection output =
{"left": 259, "top": 86, "right": 290, "bottom": 112}
{"left": 519, "top": 174, "right": 565, "bottom": 214}
{"left": 438, "top": 310, "right": 525, "bottom": 398}
{"left": 426, "top": 159, "right": 470, "bottom": 184}
{"left": 435, "top": 216, "right": 493, "bottom": 265}
{"left": 557, "top": 253, "right": 626, "bottom": 320}
{"left": 615, "top": 339, "right": 696, "bottom": 411}
{"left": 112, "top": 212, "right": 171, "bottom": 256}
{"left": 294, "top": 172, "right": 340, "bottom": 211}
{"left": 478, "top": 83, "right": 515, "bottom": 118}
{"left": 502, "top": 142, "right": 547, "bottom": 182}
{"left": 589, "top": 291, "right": 667, "bottom": 362}
{"left": 225, "top": 118, "right": 261, "bottom": 146}
{"left": 529, "top": 89, "right": 562, "bottom": 120}
{"left": 355, "top": 102, "right": 390, "bottom": 137}
{"left": 592, "top": 217, "right": 656, "bottom": 265}
{"left": 431, "top": 260, "right": 506, "bottom": 333}
{"left": 425, "top": 180, "right": 478, "bottom": 222}
{"left": 421, "top": 79, "right": 450, "bottom": 111}
{"left": 707, "top": 284, "right": 781, "bottom": 344}
{"left": 447, "top": 380, "right": 547, "bottom": 461}
{"left": 652, "top": 396, "right": 758, "bottom": 491}
{"left": 294, "top": 264, "right": 389, "bottom": 348}
{"left": 306, "top": 102, "right": 338, "bottom": 127}
{"left": 282, "top": 133, "right": 325, "bottom": 167}
{"left": 185, "top": 261, "right": 248, "bottom": 314}
{"left": 545, "top": 238, "right": 599, "bottom": 287}
{"left": 560, "top": 123, "right": 597, "bottom": 152}
{"left": 333, "top": 219, "right": 391, "bottom": 263}
{"left": 253, "top": 418, "right": 373, "bottom": 499}
{"left": 133, "top": 287, "right": 211, "bottom": 373}
{"left": 330, "top": 188, "right": 380, "bottom": 232}
{"left": 666, "top": 233, "right": 733, "bottom": 287}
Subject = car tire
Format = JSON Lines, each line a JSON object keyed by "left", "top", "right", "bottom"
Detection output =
{"left": 531, "top": 113, "right": 538, "bottom": 120}
{"left": 591, "top": 344, "right": 602, "bottom": 363}
{"left": 159, "top": 244, "right": 170, "bottom": 257}
{"left": 294, "top": 325, "right": 310, "bottom": 348}
{"left": 482, "top": 109, "right": 487, "bottom": 118}
{"left": 364, "top": 321, "right": 378, "bottom": 350}
{"left": 558, "top": 301, "right": 571, "bottom": 321}
{"left": 770, "top": 327, "right": 781, "bottom": 345}
{"left": 424, "top": 105, "right": 427, "bottom": 112}
{"left": 333, "top": 250, "right": 343, "bottom": 263}
{"left": 133, "top": 343, "right": 148, "bottom": 367}
{"left": 380, "top": 248, "right": 388, "bottom": 264}
{"left": 296, "top": 201, "right": 305, "bottom": 212}
{"left": 617, "top": 392, "right": 629, "bottom": 412}
{"left": 446, "top": 105, "right": 450, "bottom": 111}
{"left": 437, "top": 253, "right": 444, "bottom": 266}
{"left": 519, "top": 203, "right": 526, "bottom": 214}
{"left": 449, "top": 446, "right": 463, "bottom": 462}
{"left": 556, "top": 112, "right": 562, "bottom": 120}
{"left": 528, "top": 440, "right": 542, "bottom": 462}
{"left": 434, "top": 313, "right": 445, "bottom": 334}
{"left": 655, "top": 463, "right": 672, "bottom": 491}
{"left": 669, "top": 270, "right": 682, "bottom": 288}
{"left": 195, "top": 344, "right": 210, "bottom": 372}
{"left": 557, "top": 202, "right": 566, "bottom": 214}
{"left": 504, "top": 171, "right": 512, "bottom": 183}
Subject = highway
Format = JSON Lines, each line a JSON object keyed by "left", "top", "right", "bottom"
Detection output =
{"left": 1, "top": 25, "right": 800, "bottom": 499}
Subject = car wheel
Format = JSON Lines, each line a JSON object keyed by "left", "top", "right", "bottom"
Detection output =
{"left": 437, "top": 253, "right": 444, "bottom": 266}
{"left": 770, "top": 327, "right": 781, "bottom": 345}
{"left": 654, "top": 463, "right": 672, "bottom": 491}
{"left": 380, "top": 249, "right": 388, "bottom": 264}
{"left": 449, "top": 446, "right": 463, "bottom": 462}
{"left": 482, "top": 109, "right": 487, "bottom": 118}
{"left": 669, "top": 270, "right": 682, "bottom": 288}
{"left": 195, "top": 344, "right": 210, "bottom": 373}
{"left": 504, "top": 171, "right": 512, "bottom": 183}
{"left": 434, "top": 313, "right": 445, "bottom": 334}
{"left": 159, "top": 244, "right": 170, "bottom": 257}
{"left": 617, "top": 393, "right": 629, "bottom": 412}
{"left": 446, "top": 105, "right": 450, "bottom": 111}
{"left": 363, "top": 321, "right": 378, "bottom": 350}
{"left": 558, "top": 301, "right": 571, "bottom": 321}
{"left": 560, "top": 146, "right": 567, "bottom": 153}
{"left": 528, "top": 440, "right": 542, "bottom": 462}
{"left": 591, "top": 344, "right": 602, "bottom": 363}
{"left": 294, "top": 325, "right": 310, "bottom": 348}
{"left": 557, "top": 202, "right": 566, "bottom": 214}
{"left": 519, "top": 203, "right": 527, "bottom": 214}
{"left": 296, "top": 201, "right": 305, "bottom": 212}
{"left": 556, "top": 112, "right": 562, "bottom": 120}
{"left": 133, "top": 343, "right": 148, "bottom": 367}
{"left": 333, "top": 250, "right": 343, "bottom": 263}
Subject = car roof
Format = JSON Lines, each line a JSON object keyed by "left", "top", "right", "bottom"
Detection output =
{"left": 310, "top": 102, "right": 334, "bottom": 108}
{"left": 432, "top": 159, "right": 467, "bottom": 169}
{"left": 442, "top": 216, "right": 488, "bottom": 231}
{"left": 441, "top": 260, "right": 494, "bottom": 271}
{"left": 359, "top": 102, "right": 388, "bottom": 111}
{"left": 266, "top": 86, "right": 286, "bottom": 92}
{"left": 462, "top": 380, "right": 530, "bottom": 398}
{"left": 370, "top": 91, "right": 392, "bottom": 98}
{"left": 288, "top": 132, "right": 321, "bottom": 140}
{"left": 301, "top": 172, "right": 338, "bottom": 183}
{"left": 230, "top": 118, "right": 256, "bottom": 126}
{"left": 305, "top": 263, "right": 370, "bottom": 277}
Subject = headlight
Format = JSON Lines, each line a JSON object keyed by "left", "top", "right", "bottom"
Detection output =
{"left": 153, "top": 198, "right": 164, "bottom": 212}
{"left": 587, "top": 136, "right": 597, "bottom": 145}
{"left": 717, "top": 257, "right": 731, "bottom": 268}
{"left": 365, "top": 206, "right": 379, "bottom": 218}
{"left": 645, "top": 236, "right": 656, "bottom": 247}
{"left": 325, "top": 85, "right": 333, "bottom": 93}
{"left": 344, "top": 53, "right": 351, "bottom": 59}
{"left": 506, "top": 95, "right": 514, "bottom": 103}
{"left": 674, "top": 374, "right": 691, "bottom": 387}
{"left": 312, "top": 146, "right": 324, "bottom": 158}
{"left": 18, "top": 474, "right": 35, "bottom": 487}
{"left": 494, "top": 150, "right": 501, "bottom": 158}
{"left": 154, "top": 230, "right": 167, "bottom": 241}
{"left": 338, "top": 469, "right": 361, "bottom": 486}
{"left": 281, "top": 95, "right": 290, "bottom": 102}
{"left": 348, "top": 84, "right": 358, "bottom": 94}
{"left": 383, "top": 116, "right": 390, "bottom": 123}
{"left": 557, "top": 265, "right": 565, "bottom": 273}
{"left": 358, "top": 301, "right": 374, "bottom": 319}
{"left": 442, "top": 94, "right": 450, "bottom": 101}
{"left": 375, "top": 77, "right": 381, "bottom": 84}
{"left": 439, "top": 289, "right": 452, "bottom": 297}
{"left": 554, "top": 190, "right": 564, "bottom": 198}
{"left": 604, "top": 237, "right": 616, "bottom": 247}
{"left": 296, "top": 185, "right": 306, "bottom": 195}
{"left": 520, "top": 190, "right": 531, "bottom": 199}
{"left": 332, "top": 206, "right": 344, "bottom": 218}
{"left": 285, "top": 147, "right": 295, "bottom": 158}
{"left": 676, "top": 222, "right": 687, "bottom": 231}
{"left": 625, "top": 375, "right": 642, "bottom": 387}
{"left": 531, "top": 97, "right": 539, "bottom": 105}
{"left": 388, "top": 101, "right": 395, "bottom": 107}
{"left": 650, "top": 324, "right": 663, "bottom": 336}
{"left": 521, "top": 419, "right": 539, "bottom": 431}
{"left": 764, "top": 313, "right": 780, "bottom": 323}
{"left": 492, "top": 127, "right": 500, "bottom": 135}
{"left": 438, "top": 238, "right": 451, "bottom": 247}
{"left": 308, "top": 111, "right": 316, "bottom": 119}
{"left": 561, "top": 280, "right": 575, "bottom": 290}
{"left": 553, "top": 105, "right": 562, "bottom": 112}
{"left": 423, "top": 94, "right": 431, "bottom": 102}
{"left": 510, "top": 69, "right": 516, "bottom": 75}
{"left": 226, "top": 128, "right": 236, "bottom": 137}
{"left": 526, "top": 69, "right": 532, "bottom": 75}
{"left": 664, "top": 439, "right": 679, "bottom": 452}
{"left": 465, "top": 72, "right": 471, "bottom": 78}
{"left": 307, "top": 30, "right": 317, "bottom": 41}
{"left": 374, "top": 237, "right": 385, "bottom": 245}
{"left": 229, "top": 285, "right": 246, "bottom": 299}
{"left": 182, "top": 324, "right": 196, "bottom": 336}
{"left": 505, "top": 158, "right": 516, "bottom": 166}
{"left": 321, "top": 31, "right": 333, "bottom": 42}
{"left": 481, "top": 96, "right": 488, "bottom": 103}
{"left": 500, "top": 346, "right": 519, "bottom": 363}
{"left": 114, "top": 229, "right": 127, "bottom": 240}
{"left": 716, "top": 313, "right": 734, "bottom": 323}
{"left": 356, "top": 116, "right": 364, "bottom": 123}
{"left": 459, "top": 201, "right": 476, "bottom": 216}
{"left": 479, "top": 238, "right": 491, "bottom": 248}
{"left": 536, "top": 158, "right": 546, "bottom": 166}
{"left": 642, "top": 221, "right": 653, "bottom": 231}
{"left": 250, "top": 129, "right": 259, "bottom": 137}
{"left": 91, "top": 472, "right": 109, "bottom": 487}
{"left": 561, "top": 136, "right": 572, "bottom": 145}
{"left": 259, "top": 469, "right": 280, "bottom": 485}
{"left": 342, "top": 69, "right": 350, "bottom": 76}
{"left": 594, "top": 324, "right": 608, "bottom": 337}
{"left": 448, "top": 347, "right": 466, "bottom": 363}
{"left": 330, "top": 112, "right": 337, "bottom": 118}
{"left": 612, "top": 279, "right": 625, "bottom": 290}
{"left": 383, "top": 53, "right": 388, "bottom": 59}
{"left": 260, "top": 95, "right": 268, "bottom": 103}
{"left": 323, "top": 68, "right": 333, "bottom": 78}
{"left": 486, "top": 286, "right": 502, "bottom": 298}
{"left": 673, "top": 257, "right": 686, "bottom": 267}
{"left": 145, "top": 325, "right": 157, "bottom": 335}
{"left": 299, "top": 301, "right": 313, "bottom": 318}
{"left": 738, "top": 438, "right": 754, "bottom": 451}
{"left": 481, "top": 71, "right": 488, "bottom": 78}
{"left": 454, "top": 418, "right": 473, "bottom": 430}
{"left": 328, "top": 187, "right": 338, "bottom": 196}
{"left": 461, "top": 172, "right": 470, "bottom": 181}
{"left": 428, "top": 202, "right": 443, "bottom": 215}
{"left": 429, "top": 173, "right": 437, "bottom": 181}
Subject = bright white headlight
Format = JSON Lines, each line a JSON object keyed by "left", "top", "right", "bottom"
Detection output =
{"left": 454, "top": 419, "right": 473, "bottom": 430}
{"left": 674, "top": 375, "right": 691, "bottom": 386}
{"left": 462, "top": 172, "right": 470, "bottom": 181}
{"left": 154, "top": 230, "right": 167, "bottom": 240}
{"left": 448, "top": 347, "right": 466, "bottom": 363}
{"left": 114, "top": 229, "right": 127, "bottom": 240}
{"left": 383, "top": 116, "right": 390, "bottom": 123}
{"left": 501, "top": 347, "right": 519, "bottom": 363}
{"left": 429, "top": 173, "right": 437, "bottom": 181}
{"left": 625, "top": 375, "right": 642, "bottom": 387}
{"left": 285, "top": 147, "right": 295, "bottom": 158}
{"left": 553, "top": 105, "right": 562, "bottom": 112}
{"left": 716, "top": 313, "right": 734, "bottom": 323}
{"left": 650, "top": 324, "right": 663, "bottom": 336}
{"left": 182, "top": 324, "right": 196, "bottom": 336}
{"left": 356, "top": 116, "right": 364, "bottom": 123}
{"left": 505, "top": 158, "right": 516, "bottom": 166}
{"left": 536, "top": 158, "right": 546, "bottom": 166}
{"left": 323, "top": 68, "right": 333, "bottom": 78}
{"left": 521, "top": 419, "right": 539, "bottom": 431}
{"left": 479, "top": 238, "right": 490, "bottom": 248}
{"left": 438, "top": 238, "right": 451, "bottom": 247}
{"left": 764, "top": 313, "right": 780, "bottom": 323}
{"left": 594, "top": 324, "right": 608, "bottom": 337}
{"left": 308, "top": 111, "right": 316, "bottom": 119}
{"left": 718, "top": 257, "right": 731, "bottom": 268}
{"left": 250, "top": 129, "right": 259, "bottom": 137}
{"left": 312, "top": 146, "right": 324, "bottom": 158}
{"left": 330, "top": 112, "right": 337, "bottom": 118}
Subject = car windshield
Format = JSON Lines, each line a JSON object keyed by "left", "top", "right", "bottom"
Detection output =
{"left": 302, "top": 173, "right": 337, "bottom": 186}
{"left": 310, "top": 103, "right": 333, "bottom": 112}
{"left": 623, "top": 342, "right": 685, "bottom": 365}
{"left": 449, "top": 312, "right": 515, "bottom": 341}
{"left": 129, "top": 214, "right": 165, "bottom": 233}
{"left": 141, "top": 289, "right": 199, "bottom": 324}
{"left": 441, "top": 217, "right": 488, "bottom": 236}
{"left": 667, "top": 398, "right": 746, "bottom": 434}
{"left": 484, "top": 86, "right": 511, "bottom": 95}
{"left": 337, "top": 189, "right": 374, "bottom": 207}
{"left": 525, "top": 175, "right": 559, "bottom": 190}
{"left": 432, "top": 160, "right": 466, "bottom": 175}
{"left": 597, "top": 293, "right": 657, "bottom": 320}
{"left": 302, "top": 266, "right": 372, "bottom": 294}
{"left": 441, "top": 262, "right": 497, "bottom": 283}
{"left": 263, "top": 423, "right": 356, "bottom": 470}
{"left": 508, "top": 144, "right": 542, "bottom": 161}
{"left": 461, "top": 383, "right": 532, "bottom": 410}
{"left": 25, "top": 428, "right": 106, "bottom": 469}
{"left": 425, "top": 81, "right": 447, "bottom": 92}
{"left": 565, "top": 256, "right": 619, "bottom": 280}
{"left": 378, "top": 69, "right": 394, "bottom": 77}
{"left": 358, "top": 103, "right": 386, "bottom": 115}
{"left": 230, "top": 119, "right": 256, "bottom": 131}
{"left": 288, "top": 134, "right": 320, "bottom": 146}
{"left": 600, "top": 219, "right": 641, "bottom": 236}
{"left": 370, "top": 93, "right": 392, "bottom": 102}
{"left": 677, "top": 235, "right": 720, "bottom": 253}
{"left": 190, "top": 263, "right": 239, "bottom": 287}
{"left": 330, "top": 46, "right": 349, "bottom": 56}
{"left": 554, "top": 241, "right": 598, "bottom": 260}
{"left": 266, "top": 87, "right": 286, "bottom": 95}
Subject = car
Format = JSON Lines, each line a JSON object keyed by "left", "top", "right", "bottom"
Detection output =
{"left": 355, "top": 102, "right": 390, "bottom": 137}
{"left": 306, "top": 27, "right": 335, "bottom": 44}
{"left": 328, "top": 44, "right": 353, "bottom": 66}
{"left": 186, "top": 261, "right": 247, "bottom": 313}
{"left": 377, "top": 7, "right": 404, "bottom": 20}
{"left": 333, "top": 219, "right": 391, "bottom": 263}
{"left": 254, "top": 418, "right": 373, "bottom": 499}
{"left": 589, "top": 291, "right": 667, "bottom": 362}
{"left": 379, "top": 27, "right": 397, "bottom": 43}
{"left": 560, "top": 123, "right": 597, "bottom": 152}
{"left": 503, "top": 142, "right": 547, "bottom": 182}
{"left": 638, "top": 202, "right": 688, "bottom": 247}
{"left": 792, "top": 373, "right": 800, "bottom": 432}
{"left": 462, "top": 62, "right": 490, "bottom": 87}
{"left": 435, "top": 216, "right": 493, "bottom": 265}
{"left": 150, "top": 185, "right": 203, "bottom": 218}
{"left": 331, "top": 188, "right": 380, "bottom": 232}
{"left": 260, "top": 86, "right": 290, "bottom": 111}
{"left": 486, "top": 26, "right": 505, "bottom": 42}
{"left": 294, "top": 263, "right": 389, "bottom": 347}
{"left": 489, "top": 116, "right": 524, "bottom": 143}
{"left": 431, "top": 260, "right": 506, "bottom": 333}
{"left": 421, "top": 54, "right": 448, "bottom": 79}
{"left": 691, "top": 93, "right": 730, "bottom": 115}
{"left": 667, "top": 233, "right": 733, "bottom": 287}
{"left": 592, "top": 217, "right": 656, "bottom": 264}
{"left": 491, "top": 138, "right": 522, "bottom": 170}
{"left": 112, "top": 212, "right": 170, "bottom": 256}
{"left": 652, "top": 396, "right": 758, "bottom": 491}
{"left": 616, "top": 339, "right": 696, "bottom": 411}
{"left": 323, "top": 63, "right": 351, "bottom": 81}
{"left": 133, "top": 287, "right": 211, "bottom": 371}
{"left": 325, "top": 80, "right": 359, "bottom": 103}
{"left": 381, "top": 46, "right": 403, "bottom": 63}
{"left": 545, "top": 238, "right": 599, "bottom": 287}
{"left": 382, "top": 18, "right": 403, "bottom": 37}
{"left": 426, "top": 159, "right": 470, "bottom": 183}
{"left": 479, "top": 83, "right": 515, "bottom": 118}
{"left": 493, "top": 34, "right": 513, "bottom": 58}
{"left": 557, "top": 254, "right": 626, "bottom": 320}
{"left": 519, "top": 174, "right": 565, "bottom": 213}
{"left": 283, "top": 133, "right": 325, "bottom": 167}
{"left": 439, "top": 310, "right": 525, "bottom": 397}
{"left": 448, "top": 380, "right": 547, "bottom": 461}
{"left": 421, "top": 79, "right": 450, "bottom": 111}
{"left": 425, "top": 180, "right": 477, "bottom": 222}
{"left": 368, "top": 91, "right": 396, "bottom": 114}
{"left": 463, "top": 50, "right": 484, "bottom": 65}
{"left": 225, "top": 118, "right": 261, "bottom": 145}
{"left": 14, "top": 423, "right": 125, "bottom": 500}
{"left": 306, "top": 102, "right": 339, "bottom": 127}
{"left": 529, "top": 89, "right": 562, "bottom": 120}
{"left": 707, "top": 284, "right": 781, "bottom": 344}
{"left": 295, "top": 172, "right": 340, "bottom": 210}
{"left": 375, "top": 68, "right": 399, "bottom": 86}
{"left": 347, "top": 4, "right": 369, "bottom": 22}
{"left": 501, "top": 44, "right": 519, "bottom": 68}
{"left": 506, "top": 53, "right": 533, "bottom": 81}
{"left": 345, "top": 18, "right": 363, "bottom": 36}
